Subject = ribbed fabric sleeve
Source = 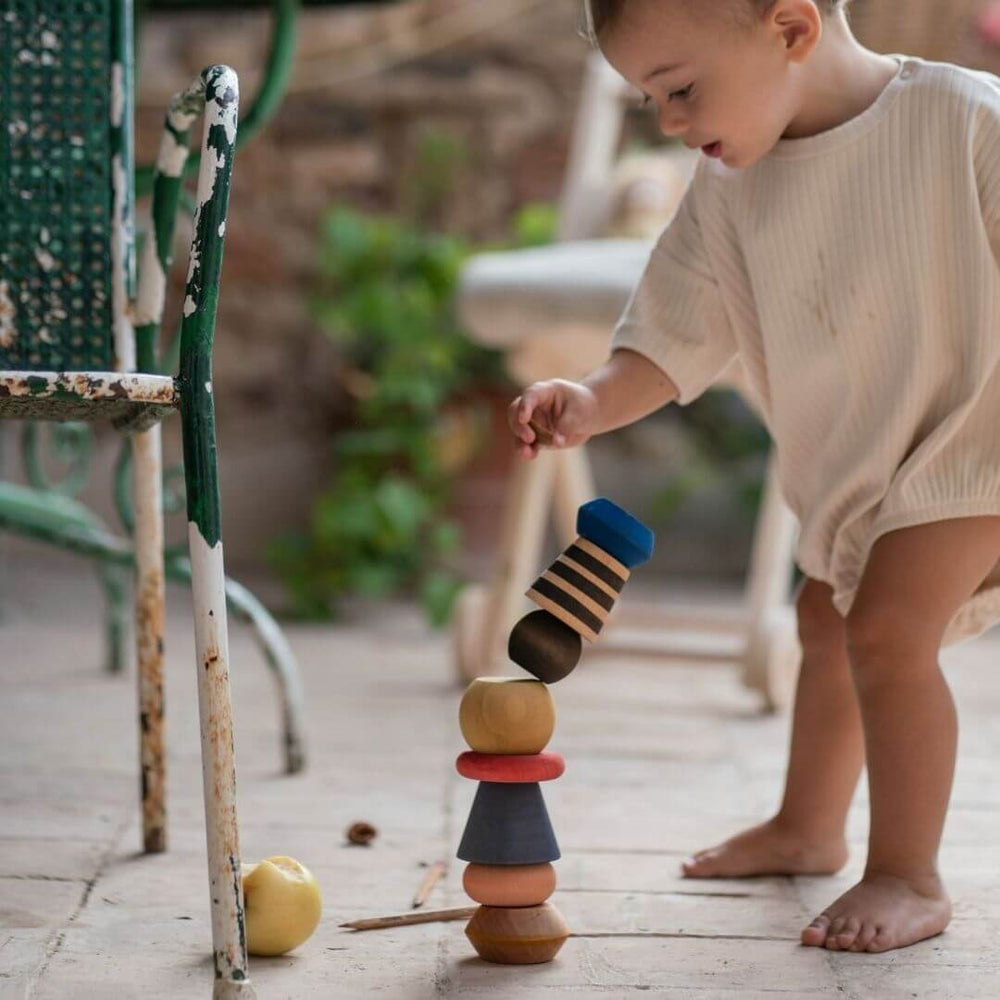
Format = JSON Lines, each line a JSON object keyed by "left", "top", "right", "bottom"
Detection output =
{"left": 613, "top": 174, "right": 737, "bottom": 404}
{"left": 611, "top": 56, "right": 1000, "bottom": 644}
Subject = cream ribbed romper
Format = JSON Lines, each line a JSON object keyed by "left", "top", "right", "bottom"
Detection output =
{"left": 612, "top": 56, "right": 1000, "bottom": 645}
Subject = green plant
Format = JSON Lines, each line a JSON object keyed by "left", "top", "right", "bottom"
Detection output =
{"left": 649, "top": 389, "right": 770, "bottom": 522}
{"left": 269, "top": 207, "right": 506, "bottom": 625}
{"left": 511, "top": 202, "right": 559, "bottom": 247}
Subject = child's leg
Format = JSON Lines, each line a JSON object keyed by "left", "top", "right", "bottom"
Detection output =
{"left": 683, "top": 577, "right": 863, "bottom": 877}
{"left": 802, "top": 515, "right": 1000, "bottom": 953}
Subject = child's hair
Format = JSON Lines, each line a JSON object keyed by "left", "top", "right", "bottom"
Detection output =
{"left": 583, "top": 0, "right": 853, "bottom": 42}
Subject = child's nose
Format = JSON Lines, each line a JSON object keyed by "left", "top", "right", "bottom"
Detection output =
{"left": 658, "top": 110, "right": 688, "bottom": 138}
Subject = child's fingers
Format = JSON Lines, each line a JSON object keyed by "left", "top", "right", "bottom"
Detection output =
{"left": 508, "top": 396, "right": 536, "bottom": 443}
{"left": 514, "top": 438, "right": 539, "bottom": 461}
{"left": 528, "top": 418, "right": 554, "bottom": 446}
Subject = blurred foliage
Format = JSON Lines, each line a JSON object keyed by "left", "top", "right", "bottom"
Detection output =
{"left": 649, "top": 389, "right": 770, "bottom": 524}
{"left": 268, "top": 207, "right": 508, "bottom": 625}
{"left": 403, "top": 127, "right": 471, "bottom": 227}
{"left": 510, "top": 202, "right": 559, "bottom": 247}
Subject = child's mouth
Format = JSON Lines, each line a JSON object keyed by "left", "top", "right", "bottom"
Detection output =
{"left": 702, "top": 141, "right": 723, "bottom": 158}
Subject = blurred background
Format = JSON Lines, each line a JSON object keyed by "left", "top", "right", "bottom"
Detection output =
{"left": 5, "top": 0, "right": 1000, "bottom": 628}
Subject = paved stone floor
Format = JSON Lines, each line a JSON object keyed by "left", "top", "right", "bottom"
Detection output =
{"left": 2, "top": 555, "right": 1000, "bottom": 998}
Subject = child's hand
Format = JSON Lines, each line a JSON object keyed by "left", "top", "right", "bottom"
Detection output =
{"left": 508, "top": 379, "right": 599, "bottom": 460}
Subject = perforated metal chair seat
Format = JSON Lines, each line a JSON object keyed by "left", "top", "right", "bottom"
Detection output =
{"left": 0, "top": 371, "right": 178, "bottom": 431}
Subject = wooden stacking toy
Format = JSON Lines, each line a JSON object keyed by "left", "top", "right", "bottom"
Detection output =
{"left": 456, "top": 498, "right": 654, "bottom": 965}
{"left": 509, "top": 497, "right": 655, "bottom": 682}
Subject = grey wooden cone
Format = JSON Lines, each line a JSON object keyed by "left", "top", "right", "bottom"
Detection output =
{"left": 457, "top": 782, "right": 560, "bottom": 865}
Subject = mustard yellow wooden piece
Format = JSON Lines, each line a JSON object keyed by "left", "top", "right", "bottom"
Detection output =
{"left": 459, "top": 678, "right": 555, "bottom": 754}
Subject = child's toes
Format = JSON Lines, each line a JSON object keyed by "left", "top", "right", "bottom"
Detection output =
{"left": 801, "top": 914, "right": 830, "bottom": 947}
{"left": 824, "top": 916, "right": 849, "bottom": 949}
{"left": 866, "top": 927, "right": 894, "bottom": 953}
{"left": 680, "top": 851, "right": 716, "bottom": 876}
{"left": 835, "top": 917, "right": 862, "bottom": 950}
{"left": 849, "top": 922, "right": 878, "bottom": 952}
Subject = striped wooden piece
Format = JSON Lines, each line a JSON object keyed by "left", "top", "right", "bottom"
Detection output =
{"left": 526, "top": 536, "right": 630, "bottom": 642}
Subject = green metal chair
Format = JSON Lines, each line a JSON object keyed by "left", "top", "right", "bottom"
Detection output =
{"left": 1, "top": 4, "right": 257, "bottom": 994}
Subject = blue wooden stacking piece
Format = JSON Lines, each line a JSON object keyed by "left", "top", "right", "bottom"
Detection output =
{"left": 457, "top": 782, "right": 561, "bottom": 865}
{"left": 526, "top": 497, "right": 654, "bottom": 644}
{"left": 576, "top": 497, "right": 655, "bottom": 569}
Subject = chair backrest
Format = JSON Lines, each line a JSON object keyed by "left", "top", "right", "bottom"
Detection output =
{"left": 0, "top": 0, "right": 135, "bottom": 373}
{"left": 555, "top": 52, "right": 634, "bottom": 242}
{"left": 555, "top": 51, "right": 698, "bottom": 244}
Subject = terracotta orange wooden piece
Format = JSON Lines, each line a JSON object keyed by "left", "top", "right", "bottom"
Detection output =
{"left": 463, "top": 863, "right": 556, "bottom": 907}
{"left": 465, "top": 902, "right": 570, "bottom": 965}
{"left": 456, "top": 751, "right": 565, "bottom": 783}
{"left": 459, "top": 677, "right": 555, "bottom": 754}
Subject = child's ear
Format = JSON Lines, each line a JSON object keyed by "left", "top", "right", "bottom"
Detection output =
{"left": 768, "top": 0, "right": 822, "bottom": 64}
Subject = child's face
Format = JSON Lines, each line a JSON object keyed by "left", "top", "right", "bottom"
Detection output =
{"left": 602, "top": 0, "right": 807, "bottom": 169}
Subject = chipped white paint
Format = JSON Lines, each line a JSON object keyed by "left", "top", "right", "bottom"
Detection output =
{"left": 39, "top": 227, "right": 50, "bottom": 244}
{"left": 159, "top": 128, "right": 190, "bottom": 178}
{"left": 196, "top": 146, "right": 226, "bottom": 210}
{"left": 40, "top": 29, "right": 58, "bottom": 48}
{"left": 134, "top": 233, "right": 167, "bottom": 328}
{"left": 0, "top": 370, "right": 177, "bottom": 405}
{"left": 17, "top": 49, "right": 35, "bottom": 64}
{"left": 110, "top": 62, "right": 125, "bottom": 129}
{"left": 187, "top": 526, "right": 254, "bottom": 997}
{"left": 8, "top": 119, "right": 27, "bottom": 139}
{"left": 0, "top": 280, "right": 17, "bottom": 348}
{"left": 205, "top": 381, "right": 212, "bottom": 394}
{"left": 133, "top": 425, "right": 166, "bottom": 853}
{"left": 185, "top": 243, "right": 201, "bottom": 286}
{"left": 183, "top": 294, "right": 197, "bottom": 318}
{"left": 34, "top": 247, "right": 56, "bottom": 272}
{"left": 111, "top": 151, "right": 135, "bottom": 372}
{"left": 218, "top": 221, "right": 225, "bottom": 237}
{"left": 219, "top": 96, "right": 238, "bottom": 149}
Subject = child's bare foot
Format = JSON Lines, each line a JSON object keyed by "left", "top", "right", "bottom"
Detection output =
{"left": 680, "top": 817, "right": 849, "bottom": 878}
{"left": 801, "top": 870, "right": 951, "bottom": 952}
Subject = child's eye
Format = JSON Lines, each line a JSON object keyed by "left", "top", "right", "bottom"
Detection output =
{"left": 668, "top": 84, "right": 695, "bottom": 102}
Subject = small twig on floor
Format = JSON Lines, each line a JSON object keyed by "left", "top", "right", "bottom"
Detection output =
{"left": 412, "top": 860, "right": 448, "bottom": 908}
{"left": 340, "top": 906, "right": 476, "bottom": 931}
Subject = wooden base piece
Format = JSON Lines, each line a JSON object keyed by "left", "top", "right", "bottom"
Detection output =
{"left": 465, "top": 903, "right": 569, "bottom": 965}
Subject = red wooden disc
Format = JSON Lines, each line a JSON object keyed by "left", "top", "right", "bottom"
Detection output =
{"left": 456, "top": 751, "right": 565, "bottom": 783}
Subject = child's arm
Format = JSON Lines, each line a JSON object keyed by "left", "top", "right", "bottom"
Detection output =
{"left": 508, "top": 348, "right": 679, "bottom": 460}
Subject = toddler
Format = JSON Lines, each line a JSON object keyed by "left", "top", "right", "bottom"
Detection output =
{"left": 509, "top": 0, "right": 1000, "bottom": 953}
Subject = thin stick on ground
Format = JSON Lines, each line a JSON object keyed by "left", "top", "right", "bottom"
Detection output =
{"left": 412, "top": 860, "right": 448, "bottom": 908}
{"left": 340, "top": 906, "right": 477, "bottom": 932}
